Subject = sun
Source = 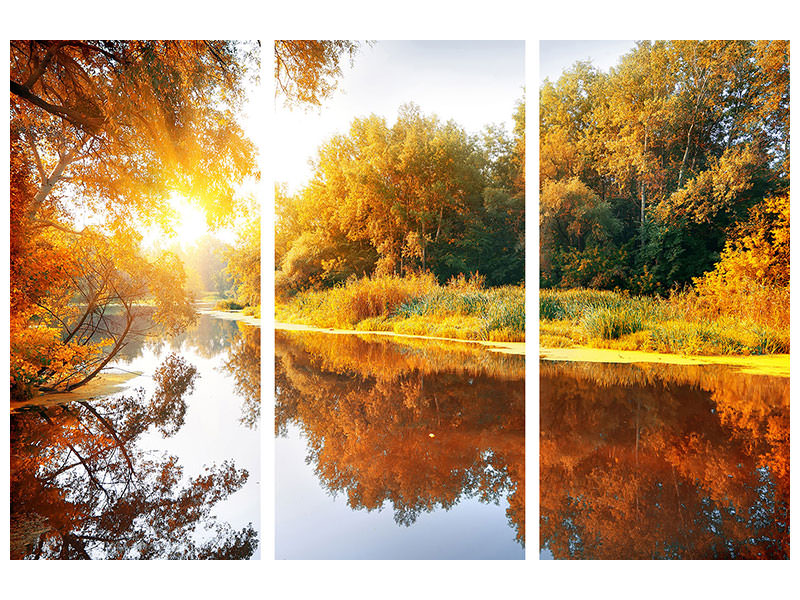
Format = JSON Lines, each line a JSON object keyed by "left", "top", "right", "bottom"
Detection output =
{"left": 140, "top": 193, "right": 229, "bottom": 252}
{"left": 168, "top": 194, "right": 210, "bottom": 246}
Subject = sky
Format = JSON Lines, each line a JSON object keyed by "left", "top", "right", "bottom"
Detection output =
{"left": 539, "top": 40, "right": 637, "bottom": 85}
{"left": 274, "top": 40, "right": 525, "bottom": 194}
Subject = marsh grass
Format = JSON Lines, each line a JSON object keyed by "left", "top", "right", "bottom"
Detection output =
{"left": 541, "top": 288, "right": 789, "bottom": 355}
{"left": 276, "top": 273, "right": 525, "bottom": 342}
{"left": 581, "top": 307, "right": 644, "bottom": 340}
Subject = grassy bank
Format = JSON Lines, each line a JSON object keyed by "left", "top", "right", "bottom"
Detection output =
{"left": 276, "top": 273, "right": 525, "bottom": 342}
{"left": 541, "top": 288, "right": 789, "bottom": 356}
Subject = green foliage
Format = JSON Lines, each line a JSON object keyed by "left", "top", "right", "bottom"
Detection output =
{"left": 540, "top": 40, "right": 789, "bottom": 294}
{"left": 581, "top": 307, "right": 644, "bottom": 340}
{"left": 647, "top": 322, "right": 748, "bottom": 355}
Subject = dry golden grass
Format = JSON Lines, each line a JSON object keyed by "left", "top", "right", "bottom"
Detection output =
{"left": 276, "top": 273, "right": 525, "bottom": 342}
{"left": 540, "top": 288, "right": 789, "bottom": 356}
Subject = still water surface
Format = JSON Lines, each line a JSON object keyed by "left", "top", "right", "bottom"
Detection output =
{"left": 275, "top": 330, "right": 525, "bottom": 559}
{"left": 540, "top": 359, "right": 789, "bottom": 559}
{"left": 10, "top": 312, "right": 260, "bottom": 559}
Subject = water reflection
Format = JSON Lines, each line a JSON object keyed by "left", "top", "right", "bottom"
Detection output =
{"left": 223, "top": 324, "right": 260, "bottom": 429}
{"left": 10, "top": 314, "right": 260, "bottom": 560}
{"left": 540, "top": 360, "right": 789, "bottom": 559}
{"left": 112, "top": 309, "right": 242, "bottom": 362}
{"left": 275, "top": 330, "right": 524, "bottom": 558}
{"left": 102, "top": 311, "right": 259, "bottom": 428}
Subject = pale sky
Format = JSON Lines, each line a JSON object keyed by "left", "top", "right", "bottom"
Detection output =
{"left": 274, "top": 40, "right": 525, "bottom": 194}
{"left": 539, "top": 40, "right": 636, "bottom": 85}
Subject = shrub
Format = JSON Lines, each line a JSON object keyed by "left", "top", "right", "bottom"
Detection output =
{"left": 215, "top": 300, "right": 244, "bottom": 311}
{"left": 581, "top": 307, "right": 644, "bottom": 340}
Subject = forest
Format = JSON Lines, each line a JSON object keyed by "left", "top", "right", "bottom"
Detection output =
{"left": 275, "top": 100, "right": 525, "bottom": 291}
{"left": 540, "top": 40, "right": 789, "bottom": 355}
{"left": 274, "top": 42, "right": 525, "bottom": 341}
{"left": 10, "top": 41, "right": 261, "bottom": 403}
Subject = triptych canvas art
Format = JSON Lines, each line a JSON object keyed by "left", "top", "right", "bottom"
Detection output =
{"left": 7, "top": 39, "right": 790, "bottom": 562}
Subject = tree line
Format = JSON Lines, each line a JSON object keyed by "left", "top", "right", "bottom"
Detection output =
{"left": 540, "top": 40, "right": 789, "bottom": 294}
{"left": 276, "top": 99, "right": 525, "bottom": 296}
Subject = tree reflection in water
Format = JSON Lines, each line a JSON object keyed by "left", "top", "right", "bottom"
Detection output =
{"left": 223, "top": 323, "right": 260, "bottom": 429}
{"left": 108, "top": 313, "right": 259, "bottom": 429}
{"left": 10, "top": 353, "right": 257, "bottom": 560}
{"left": 540, "top": 360, "right": 789, "bottom": 559}
{"left": 275, "top": 330, "right": 525, "bottom": 547}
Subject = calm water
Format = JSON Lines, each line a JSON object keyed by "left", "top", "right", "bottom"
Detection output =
{"left": 275, "top": 330, "right": 525, "bottom": 559}
{"left": 10, "top": 312, "right": 260, "bottom": 559}
{"left": 540, "top": 359, "right": 789, "bottom": 560}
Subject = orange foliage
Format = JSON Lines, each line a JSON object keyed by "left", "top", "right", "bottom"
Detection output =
{"left": 276, "top": 330, "right": 525, "bottom": 546}
{"left": 690, "top": 194, "right": 789, "bottom": 329}
{"left": 540, "top": 360, "right": 788, "bottom": 559}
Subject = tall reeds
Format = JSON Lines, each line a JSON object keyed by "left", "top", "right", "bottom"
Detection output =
{"left": 276, "top": 273, "right": 525, "bottom": 342}
{"left": 540, "top": 288, "right": 789, "bottom": 355}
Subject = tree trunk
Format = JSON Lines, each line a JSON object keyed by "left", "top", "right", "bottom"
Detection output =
{"left": 677, "top": 121, "right": 695, "bottom": 189}
{"left": 640, "top": 129, "right": 648, "bottom": 219}
{"left": 28, "top": 139, "right": 85, "bottom": 220}
{"left": 66, "top": 310, "right": 134, "bottom": 390}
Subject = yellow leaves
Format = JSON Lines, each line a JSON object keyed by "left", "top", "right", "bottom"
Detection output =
{"left": 10, "top": 317, "right": 106, "bottom": 398}
{"left": 690, "top": 194, "right": 789, "bottom": 330}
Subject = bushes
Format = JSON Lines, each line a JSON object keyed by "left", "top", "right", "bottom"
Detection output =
{"left": 540, "top": 287, "right": 790, "bottom": 355}
{"left": 581, "top": 307, "right": 644, "bottom": 340}
{"left": 276, "top": 273, "right": 525, "bottom": 342}
{"left": 215, "top": 300, "right": 245, "bottom": 311}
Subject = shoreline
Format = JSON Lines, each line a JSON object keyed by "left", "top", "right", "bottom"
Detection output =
{"left": 11, "top": 370, "right": 143, "bottom": 412}
{"left": 275, "top": 321, "right": 525, "bottom": 356}
{"left": 199, "top": 308, "right": 261, "bottom": 327}
{"left": 540, "top": 346, "right": 789, "bottom": 377}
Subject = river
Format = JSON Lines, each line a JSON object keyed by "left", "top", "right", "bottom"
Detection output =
{"left": 540, "top": 358, "right": 789, "bottom": 559}
{"left": 10, "top": 311, "right": 260, "bottom": 560}
{"left": 275, "top": 329, "right": 525, "bottom": 559}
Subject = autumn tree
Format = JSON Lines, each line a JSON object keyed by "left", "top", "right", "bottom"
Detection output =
{"left": 276, "top": 330, "right": 525, "bottom": 545}
{"left": 275, "top": 40, "right": 362, "bottom": 107}
{"left": 224, "top": 324, "right": 261, "bottom": 428}
{"left": 10, "top": 354, "right": 257, "bottom": 559}
{"left": 540, "top": 360, "right": 788, "bottom": 559}
{"left": 276, "top": 102, "right": 525, "bottom": 293}
{"left": 225, "top": 199, "right": 261, "bottom": 308}
{"left": 10, "top": 40, "right": 258, "bottom": 400}
{"left": 539, "top": 40, "right": 789, "bottom": 293}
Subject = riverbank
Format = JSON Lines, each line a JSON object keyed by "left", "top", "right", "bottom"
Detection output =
{"left": 540, "top": 288, "right": 789, "bottom": 356}
{"left": 276, "top": 274, "right": 524, "bottom": 343}
{"left": 198, "top": 307, "right": 261, "bottom": 327}
{"left": 10, "top": 370, "right": 142, "bottom": 412}
{"left": 276, "top": 322, "right": 525, "bottom": 355}
{"left": 540, "top": 346, "right": 789, "bottom": 377}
